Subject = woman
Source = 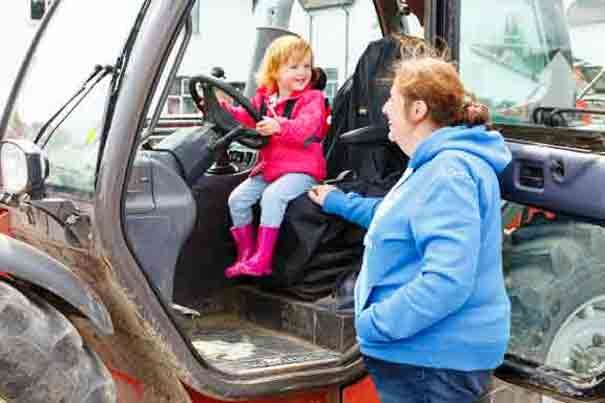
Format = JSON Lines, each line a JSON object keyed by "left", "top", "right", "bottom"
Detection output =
{"left": 308, "top": 57, "right": 511, "bottom": 403}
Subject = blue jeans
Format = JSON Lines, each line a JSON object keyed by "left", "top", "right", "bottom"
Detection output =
{"left": 228, "top": 173, "right": 316, "bottom": 227}
{"left": 363, "top": 356, "right": 491, "bottom": 403}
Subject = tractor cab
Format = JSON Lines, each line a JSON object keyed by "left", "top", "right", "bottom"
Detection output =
{"left": 4, "top": 0, "right": 605, "bottom": 402}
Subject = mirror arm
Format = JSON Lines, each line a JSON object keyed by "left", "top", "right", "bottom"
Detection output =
{"left": 26, "top": 198, "right": 91, "bottom": 248}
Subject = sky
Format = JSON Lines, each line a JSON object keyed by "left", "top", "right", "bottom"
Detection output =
{"left": 0, "top": 3, "right": 37, "bottom": 114}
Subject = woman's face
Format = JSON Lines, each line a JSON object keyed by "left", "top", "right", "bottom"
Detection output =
{"left": 383, "top": 86, "right": 412, "bottom": 146}
{"left": 383, "top": 85, "right": 429, "bottom": 155}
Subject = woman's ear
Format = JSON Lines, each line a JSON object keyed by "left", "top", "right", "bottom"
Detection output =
{"left": 411, "top": 100, "right": 429, "bottom": 122}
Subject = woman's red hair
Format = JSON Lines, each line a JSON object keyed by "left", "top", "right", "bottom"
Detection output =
{"left": 393, "top": 57, "right": 489, "bottom": 127}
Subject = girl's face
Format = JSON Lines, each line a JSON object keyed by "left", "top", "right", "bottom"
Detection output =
{"left": 275, "top": 53, "right": 312, "bottom": 97}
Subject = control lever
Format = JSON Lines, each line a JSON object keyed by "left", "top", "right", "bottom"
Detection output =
{"left": 323, "top": 170, "right": 357, "bottom": 185}
{"left": 339, "top": 126, "right": 389, "bottom": 144}
{"left": 207, "top": 125, "right": 243, "bottom": 152}
{"left": 206, "top": 125, "right": 243, "bottom": 175}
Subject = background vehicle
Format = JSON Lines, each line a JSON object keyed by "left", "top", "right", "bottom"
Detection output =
{"left": 2, "top": 0, "right": 605, "bottom": 402}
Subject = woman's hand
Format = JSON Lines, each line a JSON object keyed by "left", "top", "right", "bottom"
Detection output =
{"left": 308, "top": 184, "right": 338, "bottom": 206}
{"left": 256, "top": 117, "right": 280, "bottom": 136}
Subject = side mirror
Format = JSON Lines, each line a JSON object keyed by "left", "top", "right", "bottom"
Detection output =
{"left": 0, "top": 139, "right": 48, "bottom": 197}
{"left": 30, "top": 0, "right": 48, "bottom": 21}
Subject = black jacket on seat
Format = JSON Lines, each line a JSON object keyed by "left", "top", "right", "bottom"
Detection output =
{"left": 325, "top": 35, "right": 409, "bottom": 180}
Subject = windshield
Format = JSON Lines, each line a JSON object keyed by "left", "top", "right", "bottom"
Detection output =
{"left": 460, "top": 0, "right": 605, "bottom": 131}
{"left": 147, "top": 1, "right": 422, "bottom": 122}
{"left": 4, "top": 0, "right": 144, "bottom": 197}
{"left": 147, "top": 0, "right": 423, "bottom": 126}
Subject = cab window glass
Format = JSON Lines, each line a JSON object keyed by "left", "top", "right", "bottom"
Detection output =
{"left": 502, "top": 202, "right": 605, "bottom": 382}
{"left": 290, "top": 0, "right": 383, "bottom": 96}
{"left": 461, "top": 0, "right": 605, "bottom": 382}
{"left": 150, "top": 1, "right": 256, "bottom": 120}
{"left": 6, "top": 0, "right": 144, "bottom": 197}
{"left": 149, "top": 0, "right": 386, "bottom": 122}
{"left": 459, "top": 0, "right": 605, "bottom": 131}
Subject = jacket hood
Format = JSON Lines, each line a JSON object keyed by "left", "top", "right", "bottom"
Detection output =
{"left": 409, "top": 125, "right": 511, "bottom": 174}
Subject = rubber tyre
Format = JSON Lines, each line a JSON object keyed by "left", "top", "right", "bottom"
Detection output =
{"left": 0, "top": 282, "right": 116, "bottom": 403}
{"left": 503, "top": 216, "right": 605, "bottom": 402}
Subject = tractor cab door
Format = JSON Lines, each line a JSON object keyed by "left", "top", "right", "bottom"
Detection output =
{"left": 448, "top": 0, "right": 605, "bottom": 401}
{"left": 116, "top": 0, "right": 424, "bottom": 399}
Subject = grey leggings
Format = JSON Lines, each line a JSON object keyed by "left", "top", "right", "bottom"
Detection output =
{"left": 228, "top": 173, "right": 316, "bottom": 227}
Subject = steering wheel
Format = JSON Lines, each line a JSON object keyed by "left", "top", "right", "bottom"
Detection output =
{"left": 188, "top": 74, "right": 268, "bottom": 149}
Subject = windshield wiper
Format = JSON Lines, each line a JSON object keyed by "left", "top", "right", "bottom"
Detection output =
{"left": 34, "top": 64, "right": 114, "bottom": 147}
{"left": 533, "top": 106, "right": 605, "bottom": 127}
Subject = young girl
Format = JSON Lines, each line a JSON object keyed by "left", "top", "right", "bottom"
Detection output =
{"left": 222, "top": 35, "right": 328, "bottom": 279}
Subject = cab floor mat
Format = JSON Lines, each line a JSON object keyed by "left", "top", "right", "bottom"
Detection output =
{"left": 189, "top": 315, "right": 342, "bottom": 376}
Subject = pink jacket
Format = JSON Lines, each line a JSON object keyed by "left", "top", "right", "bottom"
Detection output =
{"left": 224, "top": 86, "right": 328, "bottom": 183}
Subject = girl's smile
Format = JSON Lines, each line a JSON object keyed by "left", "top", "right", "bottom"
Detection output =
{"left": 276, "top": 53, "right": 312, "bottom": 98}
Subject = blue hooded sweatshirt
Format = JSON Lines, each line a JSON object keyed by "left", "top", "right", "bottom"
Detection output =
{"left": 323, "top": 125, "right": 512, "bottom": 371}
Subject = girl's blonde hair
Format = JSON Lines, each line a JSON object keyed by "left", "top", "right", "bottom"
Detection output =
{"left": 256, "top": 36, "right": 314, "bottom": 93}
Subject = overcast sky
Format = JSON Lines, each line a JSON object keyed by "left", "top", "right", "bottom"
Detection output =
{"left": 0, "top": 3, "right": 36, "bottom": 114}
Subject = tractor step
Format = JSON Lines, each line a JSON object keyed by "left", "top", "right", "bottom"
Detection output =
{"left": 233, "top": 286, "right": 355, "bottom": 352}
{"left": 174, "top": 285, "right": 356, "bottom": 375}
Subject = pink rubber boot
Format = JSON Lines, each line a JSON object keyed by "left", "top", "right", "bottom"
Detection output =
{"left": 224, "top": 224, "right": 256, "bottom": 278}
{"left": 236, "top": 226, "right": 280, "bottom": 277}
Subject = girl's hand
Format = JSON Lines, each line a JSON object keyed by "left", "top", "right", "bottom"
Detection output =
{"left": 256, "top": 117, "right": 280, "bottom": 136}
{"left": 308, "top": 184, "right": 338, "bottom": 206}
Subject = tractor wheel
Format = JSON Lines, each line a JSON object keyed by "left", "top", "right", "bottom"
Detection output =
{"left": 503, "top": 216, "right": 605, "bottom": 403}
{"left": 0, "top": 281, "right": 116, "bottom": 403}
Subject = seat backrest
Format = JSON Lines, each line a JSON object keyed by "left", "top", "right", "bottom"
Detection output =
{"left": 311, "top": 67, "right": 327, "bottom": 91}
{"left": 312, "top": 67, "right": 332, "bottom": 139}
{"left": 325, "top": 35, "right": 410, "bottom": 180}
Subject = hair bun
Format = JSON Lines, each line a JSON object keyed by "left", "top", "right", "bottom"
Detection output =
{"left": 463, "top": 101, "right": 489, "bottom": 126}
